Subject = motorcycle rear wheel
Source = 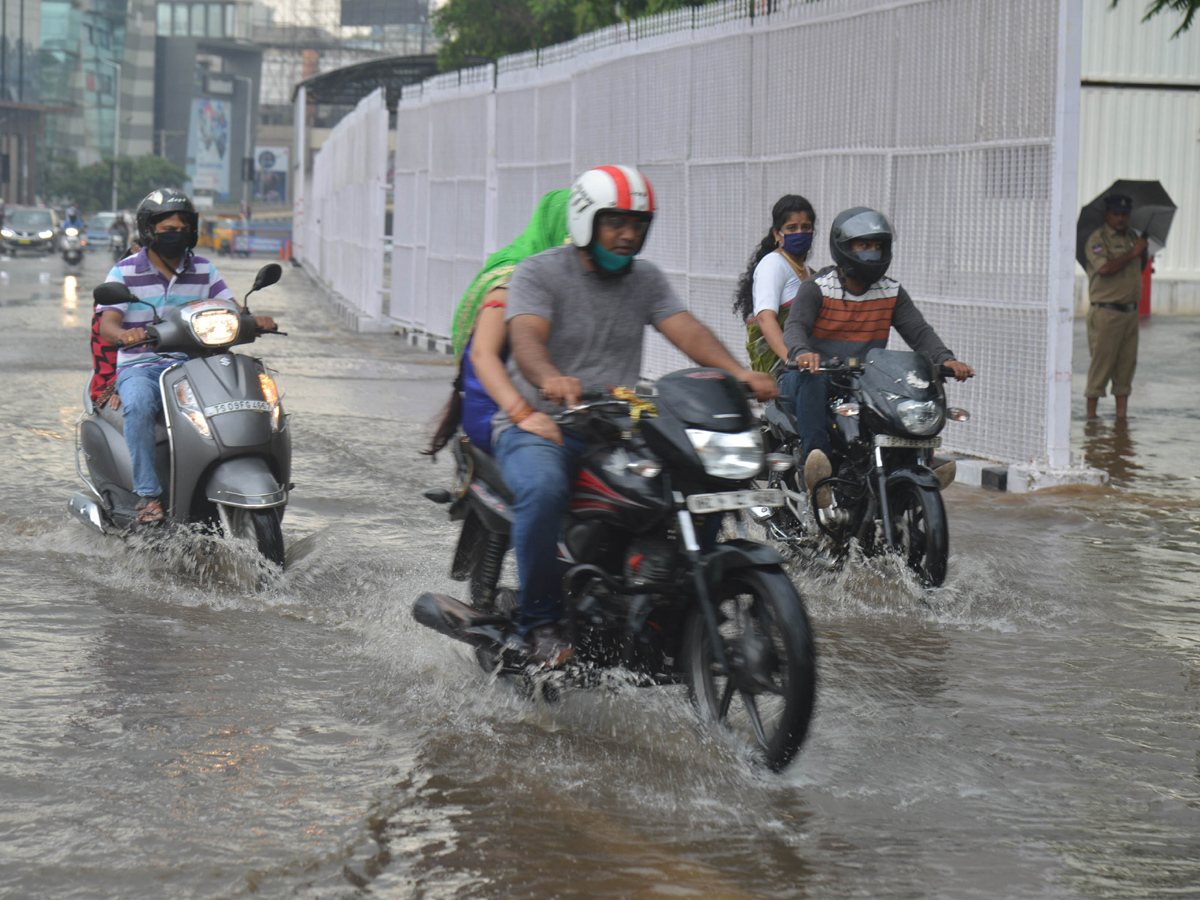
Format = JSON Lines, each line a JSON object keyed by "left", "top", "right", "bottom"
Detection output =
{"left": 885, "top": 481, "right": 948, "bottom": 587}
{"left": 224, "top": 506, "right": 285, "bottom": 568}
{"left": 682, "top": 567, "right": 816, "bottom": 771}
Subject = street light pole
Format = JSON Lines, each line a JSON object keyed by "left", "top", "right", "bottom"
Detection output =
{"left": 233, "top": 74, "right": 254, "bottom": 209}
{"left": 97, "top": 58, "right": 121, "bottom": 212}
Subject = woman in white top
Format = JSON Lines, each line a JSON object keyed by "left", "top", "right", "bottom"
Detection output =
{"left": 733, "top": 194, "right": 817, "bottom": 374}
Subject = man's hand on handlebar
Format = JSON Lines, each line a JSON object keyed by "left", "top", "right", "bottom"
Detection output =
{"left": 541, "top": 375, "right": 582, "bottom": 408}
{"left": 253, "top": 314, "right": 277, "bottom": 332}
{"left": 741, "top": 371, "right": 778, "bottom": 402}
{"left": 793, "top": 352, "right": 822, "bottom": 374}
{"left": 116, "top": 327, "right": 148, "bottom": 347}
{"left": 944, "top": 360, "right": 974, "bottom": 381}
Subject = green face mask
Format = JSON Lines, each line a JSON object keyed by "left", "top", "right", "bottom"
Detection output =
{"left": 591, "top": 241, "right": 635, "bottom": 274}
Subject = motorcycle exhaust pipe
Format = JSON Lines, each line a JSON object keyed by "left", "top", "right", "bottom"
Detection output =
{"left": 68, "top": 493, "right": 108, "bottom": 533}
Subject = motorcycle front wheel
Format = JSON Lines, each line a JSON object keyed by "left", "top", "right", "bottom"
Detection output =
{"left": 885, "top": 481, "right": 948, "bottom": 587}
{"left": 681, "top": 566, "right": 816, "bottom": 771}
{"left": 224, "top": 506, "right": 285, "bottom": 568}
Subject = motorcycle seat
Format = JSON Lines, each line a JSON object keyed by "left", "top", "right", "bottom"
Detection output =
{"left": 94, "top": 404, "right": 169, "bottom": 443}
{"left": 463, "top": 439, "right": 514, "bottom": 505}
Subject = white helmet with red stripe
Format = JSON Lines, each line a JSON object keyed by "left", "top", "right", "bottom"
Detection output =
{"left": 567, "top": 165, "right": 655, "bottom": 247}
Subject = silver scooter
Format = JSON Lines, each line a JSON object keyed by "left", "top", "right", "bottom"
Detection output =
{"left": 69, "top": 263, "right": 291, "bottom": 567}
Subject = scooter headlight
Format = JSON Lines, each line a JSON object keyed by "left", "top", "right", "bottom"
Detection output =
{"left": 191, "top": 308, "right": 241, "bottom": 346}
{"left": 896, "top": 399, "right": 944, "bottom": 436}
{"left": 259, "top": 371, "right": 283, "bottom": 432}
{"left": 64, "top": 227, "right": 79, "bottom": 237}
{"left": 173, "top": 377, "right": 212, "bottom": 439}
{"left": 685, "top": 428, "right": 763, "bottom": 480}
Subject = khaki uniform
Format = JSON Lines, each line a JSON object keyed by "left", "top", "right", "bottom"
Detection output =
{"left": 1084, "top": 224, "right": 1142, "bottom": 399}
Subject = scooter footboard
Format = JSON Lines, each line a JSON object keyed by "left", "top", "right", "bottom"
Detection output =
{"left": 205, "top": 457, "right": 287, "bottom": 507}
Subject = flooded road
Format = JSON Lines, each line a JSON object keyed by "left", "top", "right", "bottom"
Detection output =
{"left": 1, "top": 249, "right": 1197, "bottom": 899}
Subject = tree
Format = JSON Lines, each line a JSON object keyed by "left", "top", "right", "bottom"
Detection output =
{"left": 1114, "top": 0, "right": 1200, "bottom": 35}
{"left": 433, "top": 0, "right": 709, "bottom": 71}
{"left": 44, "top": 154, "right": 189, "bottom": 213}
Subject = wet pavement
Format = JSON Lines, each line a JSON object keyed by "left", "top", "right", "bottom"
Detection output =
{"left": 0, "top": 248, "right": 1197, "bottom": 899}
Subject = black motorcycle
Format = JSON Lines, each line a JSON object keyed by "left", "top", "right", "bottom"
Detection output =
{"left": 415, "top": 368, "right": 817, "bottom": 771}
{"left": 752, "top": 349, "right": 972, "bottom": 587}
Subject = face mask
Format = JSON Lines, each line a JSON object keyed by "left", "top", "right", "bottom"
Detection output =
{"left": 152, "top": 231, "right": 191, "bottom": 261}
{"left": 852, "top": 249, "right": 883, "bottom": 263}
{"left": 781, "top": 231, "right": 813, "bottom": 258}
{"left": 591, "top": 241, "right": 635, "bottom": 274}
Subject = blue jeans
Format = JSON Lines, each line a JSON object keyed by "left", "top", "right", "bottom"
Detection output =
{"left": 116, "top": 362, "right": 172, "bottom": 498}
{"left": 777, "top": 368, "right": 831, "bottom": 457}
{"left": 493, "top": 425, "right": 587, "bottom": 637}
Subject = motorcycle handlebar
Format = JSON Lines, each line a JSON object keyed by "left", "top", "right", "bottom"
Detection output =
{"left": 783, "top": 358, "right": 974, "bottom": 380}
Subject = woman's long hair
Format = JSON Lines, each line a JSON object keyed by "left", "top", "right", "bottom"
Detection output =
{"left": 732, "top": 194, "right": 816, "bottom": 321}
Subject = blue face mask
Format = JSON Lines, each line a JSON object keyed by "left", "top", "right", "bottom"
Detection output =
{"left": 591, "top": 241, "right": 635, "bottom": 274}
{"left": 781, "top": 231, "right": 813, "bottom": 258}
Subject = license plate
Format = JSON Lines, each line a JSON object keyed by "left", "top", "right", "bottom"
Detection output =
{"left": 17, "top": 239, "right": 30, "bottom": 245}
{"left": 686, "top": 489, "right": 784, "bottom": 514}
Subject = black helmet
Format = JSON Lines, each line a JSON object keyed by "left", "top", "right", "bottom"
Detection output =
{"left": 136, "top": 188, "right": 199, "bottom": 250}
{"left": 830, "top": 207, "right": 894, "bottom": 285}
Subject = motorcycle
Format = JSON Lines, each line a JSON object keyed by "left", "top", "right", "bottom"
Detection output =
{"left": 61, "top": 227, "right": 85, "bottom": 266}
{"left": 752, "top": 349, "right": 972, "bottom": 587}
{"left": 414, "top": 368, "right": 817, "bottom": 770}
{"left": 68, "top": 263, "right": 291, "bottom": 567}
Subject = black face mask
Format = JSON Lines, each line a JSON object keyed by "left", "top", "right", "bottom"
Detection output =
{"left": 152, "top": 231, "right": 191, "bottom": 261}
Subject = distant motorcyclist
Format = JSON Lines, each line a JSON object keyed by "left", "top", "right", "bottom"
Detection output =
{"left": 63, "top": 205, "right": 85, "bottom": 231}
{"left": 108, "top": 213, "right": 130, "bottom": 241}
{"left": 95, "top": 188, "right": 275, "bottom": 524}
{"left": 781, "top": 207, "right": 974, "bottom": 507}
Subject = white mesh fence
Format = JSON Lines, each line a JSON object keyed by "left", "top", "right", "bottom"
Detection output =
{"left": 387, "top": 0, "right": 1079, "bottom": 466}
{"left": 297, "top": 88, "right": 390, "bottom": 327}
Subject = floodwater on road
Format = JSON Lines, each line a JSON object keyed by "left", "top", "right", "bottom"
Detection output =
{"left": 1, "top": 249, "right": 1197, "bottom": 899}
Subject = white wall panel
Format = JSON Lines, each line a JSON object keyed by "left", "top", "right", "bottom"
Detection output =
{"left": 1083, "top": 0, "right": 1200, "bottom": 84}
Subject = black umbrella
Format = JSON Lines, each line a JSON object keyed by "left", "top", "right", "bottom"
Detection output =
{"left": 1076, "top": 179, "right": 1177, "bottom": 269}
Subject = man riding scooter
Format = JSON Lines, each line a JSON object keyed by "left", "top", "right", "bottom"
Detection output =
{"left": 95, "top": 188, "right": 275, "bottom": 523}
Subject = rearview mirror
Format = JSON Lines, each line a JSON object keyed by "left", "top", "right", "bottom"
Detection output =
{"left": 251, "top": 263, "right": 281, "bottom": 293}
{"left": 92, "top": 282, "right": 137, "bottom": 307}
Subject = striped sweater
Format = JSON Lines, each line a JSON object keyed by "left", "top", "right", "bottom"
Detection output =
{"left": 96, "top": 248, "right": 235, "bottom": 370}
{"left": 783, "top": 265, "right": 953, "bottom": 365}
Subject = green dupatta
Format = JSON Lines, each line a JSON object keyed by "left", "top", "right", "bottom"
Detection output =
{"left": 449, "top": 189, "right": 572, "bottom": 357}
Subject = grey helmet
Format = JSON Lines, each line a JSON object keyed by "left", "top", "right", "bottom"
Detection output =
{"left": 830, "top": 207, "right": 894, "bottom": 285}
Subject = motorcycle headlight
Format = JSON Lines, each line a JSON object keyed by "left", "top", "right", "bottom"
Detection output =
{"left": 191, "top": 309, "right": 241, "bottom": 346}
{"left": 38, "top": 230, "right": 54, "bottom": 239}
{"left": 173, "top": 377, "right": 212, "bottom": 439}
{"left": 259, "top": 371, "right": 283, "bottom": 432}
{"left": 896, "top": 399, "right": 944, "bottom": 436}
{"left": 64, "top": 227, "right": 79, "bottom": 237}
{"left": 686, "top": 428, "right": 763, "bottom": 480}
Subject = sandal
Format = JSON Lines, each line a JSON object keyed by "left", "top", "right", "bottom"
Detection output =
{"left": 135, "top": 497, "right": 164, "bottom": 524}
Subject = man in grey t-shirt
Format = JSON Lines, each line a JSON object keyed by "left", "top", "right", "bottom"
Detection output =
{"left": 493, "top": 165, "right": 777, "bottom": 667}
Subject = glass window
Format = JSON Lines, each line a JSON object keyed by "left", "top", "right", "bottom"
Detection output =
{"left": 191, "top": 2, "right": 206, "bottom": 35}
{"left": 157, "top": 4, "right": 171, "bottom": 35}
{"left": 224, "top": 4, "right": 235, "bottom": 38}
{"left": 173, "top": 4, "right": 189, "bottom": 35}
{"left": 208, "top": 3, "right": 223, "bottom": 36}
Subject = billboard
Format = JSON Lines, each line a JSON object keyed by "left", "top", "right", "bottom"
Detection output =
{"left": 187, "top": 98, "right": 231, "bottom": 200}
{"left": 254, "top": 146, "right": 289, "bottom": 203}
{"left": 340, "top": 0, "right": 426, "bottom": 27}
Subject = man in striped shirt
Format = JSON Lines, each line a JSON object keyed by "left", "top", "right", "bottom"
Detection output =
{"left": 96, "top": 188, "right": 275, "bottom": 523}
{"left": 782, "top": 207, "right": 973, "bottom": 506}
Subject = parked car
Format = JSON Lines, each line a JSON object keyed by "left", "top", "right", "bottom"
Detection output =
{"left": 1, "top": 207, "right": 60, "bottom": 254}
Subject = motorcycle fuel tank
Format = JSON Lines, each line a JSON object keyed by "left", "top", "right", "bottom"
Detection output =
{"left": 569, "top": 444, "right": 669, "bottom": 530}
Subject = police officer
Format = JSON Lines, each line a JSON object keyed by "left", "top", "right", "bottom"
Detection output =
{"left": 1084, "top": 194, "right": 1147, "bottom": 420}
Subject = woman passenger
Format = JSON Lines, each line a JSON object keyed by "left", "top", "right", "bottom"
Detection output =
{"left": 732, "top": 194, "right": 817, "bottom": 381}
